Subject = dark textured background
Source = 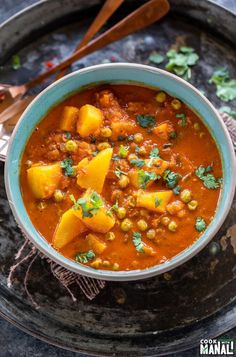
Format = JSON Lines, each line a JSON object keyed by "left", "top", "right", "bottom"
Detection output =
{"left": 0, "top": 1, "right": 236, "bottom": 356}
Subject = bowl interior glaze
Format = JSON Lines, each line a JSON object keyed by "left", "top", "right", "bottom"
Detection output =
{"left": 5, "top": 63, "right": 236, "bottom": 281}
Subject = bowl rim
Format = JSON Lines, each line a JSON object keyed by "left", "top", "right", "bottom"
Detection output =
{"left": 4, "top": 63, "right": 236, "bottom": 281}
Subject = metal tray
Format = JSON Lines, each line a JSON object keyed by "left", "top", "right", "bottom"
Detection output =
{"left": 0, "top": 0, "right": 235, "bottom": 355}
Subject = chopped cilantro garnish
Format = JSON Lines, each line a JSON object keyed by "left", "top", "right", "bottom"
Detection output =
{"left": 90, "top": 192, "right": 103, "bottom": 214}
{"left": 112, "top": 155, "right": 120, "bottom": 161}
{"left": 64, "top": 132, "right": 71, "bottom": 140}
{"left": 118, "top": 145, "right": 129, "bottom": 157}
{"left": 115, "top": 167, "right": 127, "bottom": 178}
{"left": 176, "top": 113, "right": 187, "bottom": 127}
{"left": 173, "top": 185, "right": 181, "bottom": 195}
{"left": 70, "top": 192, "right": 103, "bottom": 218}
{"left": 75, "top": 250, "right": 95, "bottom": 264}
{"left": 136, "top": 114, "right": 156, "bottom": 128}
{"left": 209, "top": 67, "right": 236, "bottom": 102}
{"left": 149, "top": 51, "right": 164, "bottom": 65}
{"left": 169, "top": 131, "right": 177, "bottom": 139}
{"left": 106, "top": 200, "right": 119, "bottom": 216}
{"left": 149, "top": 147, "right": 159, "bottom": 158}
{"left": 195, "top": 217, "right": 206, "bottom": 232}
{"left": 132, "top": 232, "right": 145, "bottom": 253}
{"left": 135, "top": 146, "right": 140, "bottom": 154}
{"left": 61, "top": 159, "right": 75, "bottom": 177}
{"left": 138, "top": 170, "right": 159, "bottom": 188}
{"left": 130, "top": 159, "right": 145, "bottom": 167}
{"left": 147, "top": 147, "right": 160, "bottom": 167}
{"left": 209, "top": 67, "right": 229, "bottom": 85}
{"left": 165, "top": 47, "right": 199, "bottom": 80}
{"left": 163, "top": 169, "right": 181, "bottom": 189}
{"left": 155, "top": 196, "right": 162, "bottom": 207}
{"left": 219, "top": 106, "right": 236, "bottom": 120}
{"left": 89, "top": 135, "right": 96, "bottom": 143}
{"left": 195, "top": 166, "right": 222, "bottom": 189}
{"left": 11, "top": 54, "right": 21, "bottom": 70}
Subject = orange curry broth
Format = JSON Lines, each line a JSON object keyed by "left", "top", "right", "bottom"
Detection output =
{"left": 20, "top": 84, "right": 222, "bottom": 271}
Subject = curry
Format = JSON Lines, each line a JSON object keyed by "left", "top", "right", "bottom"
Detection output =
{"left": 20, "top": 84, "right": 222, "bottom": 271}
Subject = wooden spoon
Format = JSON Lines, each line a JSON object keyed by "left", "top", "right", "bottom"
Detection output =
{"left": 0, "top": 0, "right": 170, "bottom": 126}
{"left": 0, "top": 0, "right": 125, "bottom": 129}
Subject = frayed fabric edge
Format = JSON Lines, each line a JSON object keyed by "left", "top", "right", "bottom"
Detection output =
{"left": 7, "top": 239, "right": 106, "bottom": 308}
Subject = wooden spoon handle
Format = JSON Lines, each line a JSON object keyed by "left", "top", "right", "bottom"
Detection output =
{"left": 27, "top": 0, "right": 170, "bottom": 89}
{"left": 56, "top": 0, "right": 124, "bottom": 80}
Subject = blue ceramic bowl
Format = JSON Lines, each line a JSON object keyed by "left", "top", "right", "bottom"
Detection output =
{"left": 5, "top": 63, "right": 236, "bottom": 281}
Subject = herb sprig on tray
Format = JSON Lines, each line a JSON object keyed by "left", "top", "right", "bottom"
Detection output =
{"left": 165, "top": 47, "right": 199, "bottom": 80}
{"left": 209, "top": 67, "right": 236, "bottom": 102}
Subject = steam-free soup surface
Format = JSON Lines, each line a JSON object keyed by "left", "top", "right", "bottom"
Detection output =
{"left": 20, "top": 85, "right": 222, "bottom": 271}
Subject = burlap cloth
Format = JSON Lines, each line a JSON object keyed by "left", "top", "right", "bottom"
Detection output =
{"left": 7, "top": 112, "right": 236, "bottom": 308}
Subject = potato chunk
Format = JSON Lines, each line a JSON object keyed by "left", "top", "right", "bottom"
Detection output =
{"left": 77, "top": 148, "right": 113, "bottom": 193}
{"left": 59, "top": 106, "right": 79, "bottom": 132}
{"left": 77, "top": 104, "right": 103, "bottom": 137}
{"left": 72, "top": 189, "right": 115, "bottom": 233}
{"left": 111, "top": 121, "right": 135, "bottom": 139}
{"left": 86, "top": 233, "right": 107, "bottom": 254}
{"left": 53, "top": 209, "right": 86, "bottom": 249}
{"left": 153, "top": 123, "right": 173, "bottom": 140}
{"left": 136, "top": 190, "right": 173, "bottom": 213}
{"left": 27, "top": 163, "right": 62, "bottom": 199}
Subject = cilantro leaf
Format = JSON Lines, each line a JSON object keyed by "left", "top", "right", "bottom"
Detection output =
{"left": 209, "top": 67, "right": 236, "bottom": 102}
{"left": 106, "top": 200, "right": 119, "bottom": 216}
{"left": 165, "top": 47, "right": 199, "bottom": 80}
{"left": 195, "top": 217, "right": 206, "bottom": 232}
{"left": 216, "top": 80, "right": 236, "bottom": 102}
{"left": 135, "top": 146, "right": 140, "bottom": 154}
{"left": 219, "top": 106, "right": 236, "bottom": 120}
{"left": 118, "top": 145, "right": 129, "bottom": 157}
{"left": 70, "top": 192, "right": 103, "bottom": 218}
{"left": 138, "top": 170, "right": 159, "bottom": 188}
{"left": 90, "top": 192, "right": 103, "bottom": 215}
{"left": 75, "top": 250, "right": 95, "bottom": 264}
{"left": 209, "top": 67, "right": 229, "bottom": 85}
{"left": 149, "top": 147, "right": 159, "bottom": 158}
{"left": 64, "top": 132, "right": 71, "bottom": 140}
{"left": 155, "top": 195, "right": 162, "bottom": 207}
{"left": 180, "top": 46, "right": 194, "bottom": 54}
{"left": 11, "top": 54, "right": 21, "bottom": 70}
{"left": 132, "top": 232, "right": 145, "bottom": 253}
{"left": 112, "top": 155, "right": 120, "bottom": 161}
{"left": 163, "top": 170, "right": 181, "bottom": 189}
{"left": 61, "top": 159, "right": 75, "bottom": 177}
{"left": 173, "top": 185, "right": 181, "bottom": 195}
{"left": 169, "top": 131, "right": 177, "bottom": 139}
{"left": 195, "top": 166, "right": 222, "bottom": 189}
{"left": 136, "top": 114, "right": 156, "bottom": 128}
{"left": 147, "top": 147, "right": 160, "bottom": 168}
{"left": 149, "top": 51, "right": 165, "bottom": 65}
{"left": 130, "top": 159, "right": 145, "bottom": 168}
{"left": 176, "top": 113, "right": 187, "bottom": 127}
{"left": 115, "top": 167, "right": 128, "bottom": 178}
